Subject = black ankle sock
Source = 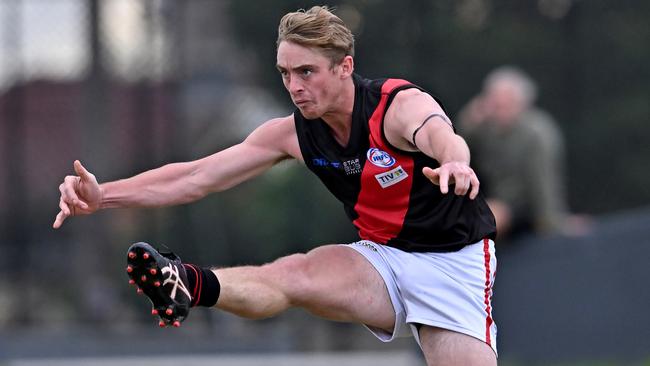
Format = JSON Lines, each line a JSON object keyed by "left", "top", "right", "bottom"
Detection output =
{"left": 182, "top": 264, "right": 220, "bottom": 307}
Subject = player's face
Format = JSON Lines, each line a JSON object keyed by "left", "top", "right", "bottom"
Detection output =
{"left": 276, "top": 41, "right": 347, "bottom": 119}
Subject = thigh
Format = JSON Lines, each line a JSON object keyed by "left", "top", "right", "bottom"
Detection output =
{"left": 419, "top": 325, "right": 497, "bottom": 366}
{"left": 289, "top": 245, "right": 395, "bottom": 332}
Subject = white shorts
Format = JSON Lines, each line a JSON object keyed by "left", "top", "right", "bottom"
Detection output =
{"left": 346, "top": 239, "right": 497, "bottom": 355}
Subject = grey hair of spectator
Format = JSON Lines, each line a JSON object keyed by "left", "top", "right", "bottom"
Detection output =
{"left": 483, "top": 66, "right": 538, "bottom": 107}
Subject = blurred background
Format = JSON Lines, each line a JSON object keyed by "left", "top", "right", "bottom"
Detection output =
{"left": 1, "top": 0, "right": 649, "bottom": 365}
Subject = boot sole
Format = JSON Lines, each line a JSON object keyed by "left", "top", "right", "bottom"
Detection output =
{"left": 126, "top": 242, "right": 189, "bottom": 327}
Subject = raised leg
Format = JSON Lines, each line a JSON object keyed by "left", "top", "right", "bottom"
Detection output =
{"left": 214, "top": 245, "right": 396, "bottom": 333}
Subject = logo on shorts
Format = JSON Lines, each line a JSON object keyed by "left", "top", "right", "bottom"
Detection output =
{"left": 366, "top": 148, "right": 395, "bottom": 168}
{"left": 374, "top": 165, "right": 409, "bottom": 188}
{"left": 354, "top": 241, "right": 378, "bottom": 251}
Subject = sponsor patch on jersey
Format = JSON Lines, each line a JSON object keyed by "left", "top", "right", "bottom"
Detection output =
{"left": 343, "top": 158, "right": 362, "bottom": 175}
{"left": 366, "top": 148, "right": 395, "bottom": 168}
{"left": 313, "top": 157, "right": 362, "bottom": 175}
{"left": 374, "top": 165, "right": 408, "bottom": 188}
{"left": 312, "top": 158, "right": 341, "bottom": 169}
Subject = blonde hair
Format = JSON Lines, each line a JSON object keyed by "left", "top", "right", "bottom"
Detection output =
{"left": 277, "top": 6, "right": 355, "bottom": 66}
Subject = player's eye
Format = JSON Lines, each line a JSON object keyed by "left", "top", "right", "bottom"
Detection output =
{"left": 301, "top": 68, "right": 312, "bottom": 77}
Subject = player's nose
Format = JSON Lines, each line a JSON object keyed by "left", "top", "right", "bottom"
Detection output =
{"left": 288, "top": 77, "right": 304, "bottom": 95}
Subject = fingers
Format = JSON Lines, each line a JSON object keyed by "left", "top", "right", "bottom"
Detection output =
{"left": 422, "top": 167, "right": 449, "bottom": 194}
{"left": 59, "top": 178, "right": 79, "bottom": 206}
{"left": 59, "top": 197, "right": 71, "bottom": 216}
{"left": 74, "top": 160, "right": 94, "bottom": 183}
{"left": 53, "top": 210, "right": 66, "bottom": 229}
{"left": 53, "top": 197, "right": 75, "bottom": 229}
{"left": 453, "top": 170, "right": 474, "bottom": 196}
{"left": 437, "top": 168, "right": 449, "bottom": 195}
{"left": 59, "top": 176, "right": 89, "bottom": 209}
{"left": 55, "top": 160, "right": 95, "bottom": 228}
{"left": 422, "top": 167, "right": 438, "bottom": 183}
{"left": 423, "top": 163, "right": 481, "bottom": 199}
{"left": 469, "top": 174, "right": 480, "bottom": 200}
{"left": 54, "top": 198, "right": 71, "bottom": 228}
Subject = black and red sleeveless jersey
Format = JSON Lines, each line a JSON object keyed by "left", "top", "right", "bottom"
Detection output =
{"left": 294, "top": 74, "right": 496, "bottom": 252}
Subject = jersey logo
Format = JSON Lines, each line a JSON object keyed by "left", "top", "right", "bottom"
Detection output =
{"left": 366, "top": 148, "right": 395, "bottom": 168}
{"left": 343, "top": 158, "right": 362, "bottom": 175}
{"left": 312, "top": 158, "right": 341, "bottom": 168}
{"left": 312, "top": 157, "right": 362, "bottom": 175}
{"left": 374, "top": 165, "right": 408, "bottom": 188}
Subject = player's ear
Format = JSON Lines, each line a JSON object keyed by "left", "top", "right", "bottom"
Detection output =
{"left": 339, "top": 55, "right": 354, "bottom": 78}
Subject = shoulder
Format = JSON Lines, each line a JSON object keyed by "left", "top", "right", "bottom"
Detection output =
{"left": 391, "top": 87, "right": 432, "bottom": 104}
{"left": 383, "top": 86, "right": 450, "bottom": 151}
{"left": 354, "top": 74, "right": 414, "bottom": 98}
{"left": 387, "top": 88, "right": 445, "bottom": 122}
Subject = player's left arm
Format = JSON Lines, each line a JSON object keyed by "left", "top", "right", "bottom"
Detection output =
{"left": 384, "top": 88, "right": 480, "bottom": 199}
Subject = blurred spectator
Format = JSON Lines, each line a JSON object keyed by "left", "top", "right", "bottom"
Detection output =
{"left": 458, "top": 66, "right": 589, "bottom": 240}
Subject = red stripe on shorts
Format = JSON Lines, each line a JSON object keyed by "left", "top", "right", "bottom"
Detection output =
{"left": 483, "top": 238, "right": 494, "bottom": 347}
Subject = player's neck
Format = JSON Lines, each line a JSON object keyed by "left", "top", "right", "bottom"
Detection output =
{"left": 321, "top": 79, "right": 355, "bottom": 146}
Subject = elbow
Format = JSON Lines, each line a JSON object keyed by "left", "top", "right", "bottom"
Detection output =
{"left": 185, "top": 173, "right": 217, "bottom": 202}
{"left": 180, "top": 165, "right": 212, "bottom": 203}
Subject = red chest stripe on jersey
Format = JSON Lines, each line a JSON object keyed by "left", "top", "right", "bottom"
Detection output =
{"left": 353, "top": 79, "right": 415, "bottom": 243}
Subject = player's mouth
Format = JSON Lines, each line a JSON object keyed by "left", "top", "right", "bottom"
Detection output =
{"left": 294, "top": 100, "right": 311, "bottom": 107}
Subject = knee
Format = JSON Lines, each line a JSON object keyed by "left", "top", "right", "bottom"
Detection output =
{"left": 261, "top": 253, "right": 316, "bottom": 306}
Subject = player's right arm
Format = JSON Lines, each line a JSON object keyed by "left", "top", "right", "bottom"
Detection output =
{"left": 53, "top": 115, "right": 301, "bottom": 229}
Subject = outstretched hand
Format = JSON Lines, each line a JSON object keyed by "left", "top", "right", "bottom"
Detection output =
{"left": 422, "top": 162, "right": 480, "bottom": 200}
{"left": 53, "top": 160, "right": 102, "bottom": 229}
